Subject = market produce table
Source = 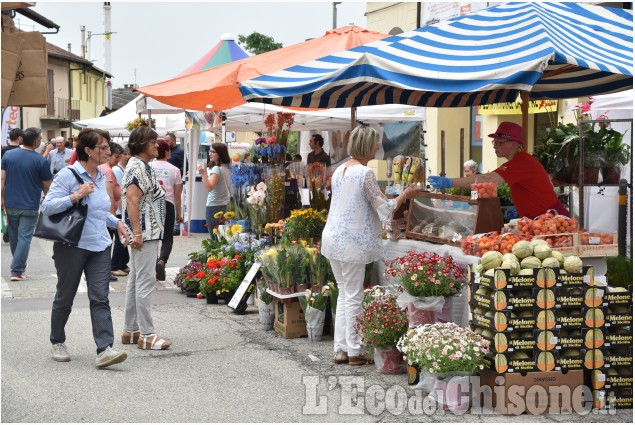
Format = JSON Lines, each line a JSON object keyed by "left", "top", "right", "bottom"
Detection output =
{"left": 372, "top": 239, "right": 480, "bottom": 328}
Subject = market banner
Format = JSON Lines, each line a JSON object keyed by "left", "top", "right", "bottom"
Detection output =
{"left": 477, "top": 100, "right": 558, "bottom": 115}
{"left": 1, "top": 106, "right": 20, "bottom": 147}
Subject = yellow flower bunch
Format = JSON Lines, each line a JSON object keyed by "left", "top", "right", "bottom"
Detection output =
{"left": 226, "top": 224, "right": 243, "bottom": 238}
{"left": 282, "top": 208, "right": 328, "bottom": 242}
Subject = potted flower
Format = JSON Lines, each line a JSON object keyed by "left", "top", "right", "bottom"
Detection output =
{"left": 305, "top": 244, "right": 332, "bottom": 293}
{"left": 262, "top": 246, "right": 284, "bottom": 293}
{"left": 397, "top": 323, "right": 489, "bottom": 412}
{"left": 174, "top": 259, "right": 204, "bottom": 296}
{"left": 282, "top": 208, "right": 327, "bottom": 242}
{"left": 385, "top": 251, "right": 465, "bottom": 327}
{"left": 600, "top": 123, "right": 629, "bottom": 184}
{"left": 246, "top": 182, "right": 268, "bottom": 233}
{"left": 298, "top": 286, "right": 329, "bottom": 342}
{"left": 355, "top": 287, "right": 408, "bottom": 374}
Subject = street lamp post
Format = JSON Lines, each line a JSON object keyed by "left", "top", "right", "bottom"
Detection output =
{"left": 333, "top": 2, "right": 341, "bottom": 29}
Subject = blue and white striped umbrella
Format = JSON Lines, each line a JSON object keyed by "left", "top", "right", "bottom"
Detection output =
{"left": 239, "top": 2, "right": 633, "bottom": 109}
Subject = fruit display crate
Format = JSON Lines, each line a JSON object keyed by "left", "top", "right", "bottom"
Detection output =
{"left": 578, "top": 231, "right": 619, "bottom": 258}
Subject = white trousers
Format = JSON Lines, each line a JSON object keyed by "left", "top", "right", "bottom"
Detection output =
{"left": 124, "top": 240, "right": 159, "bottom": 335}
{"left": 330, "top": 259, "right": 366, "bottom": 357}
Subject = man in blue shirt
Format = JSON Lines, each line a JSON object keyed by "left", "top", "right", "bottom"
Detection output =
{"left": 47, "top": 136, "right": 73, "bottom": 175}
{"left": 1, "top": 127, "right": 53, "bottom": 280}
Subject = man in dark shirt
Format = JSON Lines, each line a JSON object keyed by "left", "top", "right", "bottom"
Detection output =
{"left": 307, "top": 134, "right": 331, "bottom": 166}
{"left": 165, "top": 132, "right": 183, "bottom": 236}
{"left": 1, "top": 128, "right": 23, "bottom": 157}
{"left": 165, "top": 132, "right": 184, "bottom": 175}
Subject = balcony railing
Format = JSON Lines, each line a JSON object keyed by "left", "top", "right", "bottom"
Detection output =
{"left": 44, "top": 97, "right": 80, "bottom": 121}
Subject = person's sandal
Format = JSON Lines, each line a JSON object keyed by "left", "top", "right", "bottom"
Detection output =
{"left": 121, "top": 330, "right": 140, "bottom": 344}
{"left": 348, "top": 355, "right": 370, "bottom": 366}
{"left": 333, "top": 351, "right": 349, "bottom": 364}
{"left": 138, "top": 334, "right": 171, "bottom": 350}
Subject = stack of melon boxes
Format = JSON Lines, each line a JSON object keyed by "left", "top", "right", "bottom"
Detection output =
{"left": 469, "top": 264, "right": 633, "bottom": 412}
{"left": 587, "top": 286, "right": 633, "bottom": 410}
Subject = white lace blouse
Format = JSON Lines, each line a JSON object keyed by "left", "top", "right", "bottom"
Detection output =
{"left": 321, "top": 164, "right": 397, "bottom": 264}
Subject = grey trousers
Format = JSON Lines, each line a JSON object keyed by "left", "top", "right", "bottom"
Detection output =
{"left": 50, "top": 244, "right": 114, "bottom": 354}
{"left": 124, "top": 240, "right": 159, "bottom": 335}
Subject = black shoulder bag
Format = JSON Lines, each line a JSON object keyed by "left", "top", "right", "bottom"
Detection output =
{"left": 34, "top": 168, "right": 88, "bottom": 246}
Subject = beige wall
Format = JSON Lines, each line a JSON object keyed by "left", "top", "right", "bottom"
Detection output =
{"left": 366, "top": 2, "right": 418, "bottom": 35}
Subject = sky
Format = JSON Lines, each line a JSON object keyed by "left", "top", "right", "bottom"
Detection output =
{"left": 26, "top": 1, "right": 368, "bottom": 89}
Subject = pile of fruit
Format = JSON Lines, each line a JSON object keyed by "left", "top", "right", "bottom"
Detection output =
{"left": 472, "top": 239, "right": 584, "bottom": 276}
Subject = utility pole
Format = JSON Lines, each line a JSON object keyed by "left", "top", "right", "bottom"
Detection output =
{"left": 332, "top": 2, "right": 341, "bottom": 29}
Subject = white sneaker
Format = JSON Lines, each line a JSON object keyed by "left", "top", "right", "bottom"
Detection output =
{"left": 51, "top": 343, "right": 70, "bottom": 362}
{"left": 96, "top": 346, "right": 127, "bottom": 368}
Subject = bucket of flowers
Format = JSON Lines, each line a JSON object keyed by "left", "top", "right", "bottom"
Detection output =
{"left": 385, "top": 251, "right": 465, "bottom": 327}
{"left": 355, "top": 286, "right": 408, "bottom": 374}
{"left": 256, "top": 278, "right": 275, "bottom": 330}
{"left": 304, "top": 242, "right": 331, "bottom": 293}
{"left": 298, "top": 286, "right": 329, "bottom": 342}
{"left": 246, "top": 182, "right": 268, "bottom": 234}
{"left": 397, "top": 323, "right": 489, "bottom": 413}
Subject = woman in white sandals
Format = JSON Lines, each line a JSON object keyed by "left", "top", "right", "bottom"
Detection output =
{"left": 121, "top": 126, "right": 171, "bottom": 350}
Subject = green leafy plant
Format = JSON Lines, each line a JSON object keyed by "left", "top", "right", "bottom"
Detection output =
{"left": 298, "top": 286, "right": 330, "bottom": 312}
{"left": 496, "top": 182, "right": 512, "bottom": 205}
{"left": 606, "top": 255, "right": 632, "bottom": 289}
{"left": 397, "top": 323, "right": 489, "bottom": 373}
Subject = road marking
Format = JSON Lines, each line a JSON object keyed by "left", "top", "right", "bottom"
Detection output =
{"left": 1, "top": 277, "right": 13, "bottom": 298}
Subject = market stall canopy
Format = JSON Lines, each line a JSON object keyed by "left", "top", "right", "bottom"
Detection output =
{"left": 239, "top": 2, "right": 633, "bottom": 109}
{"left": 73, "top": 94, "right": 185, "bottom": 136}
{"left": 219, "top": 102, "right": 426, "bottom": 132}
{"left": 174, "top": 33, "right": 249, "bottom": 78}
{"left": 136, "top": 26, "right": 389, "bottom": 112}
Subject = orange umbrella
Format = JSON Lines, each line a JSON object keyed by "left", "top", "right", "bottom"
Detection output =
{"left": 137, "top": 26, "right": 388, "bottom": 112}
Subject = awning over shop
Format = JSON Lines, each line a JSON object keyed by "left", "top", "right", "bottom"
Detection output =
{"left": 239, "top": 2, "right": 633, "bottom": 109}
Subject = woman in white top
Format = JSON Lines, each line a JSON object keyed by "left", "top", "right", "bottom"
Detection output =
{"left": 197, "top": 143, "right": 231, "bottom": 238}
{"left": 321, "top": 125, "right": 419, "bottom": 366}
{"left": 150, "top": 139, "right": 183, "bottom": 280}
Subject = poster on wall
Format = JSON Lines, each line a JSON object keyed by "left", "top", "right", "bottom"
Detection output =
{"left": 381, "top": 122, "right": 422, "bottom": 159}
{"left": 420, "top": 2, "right": 489, "bottom": 26}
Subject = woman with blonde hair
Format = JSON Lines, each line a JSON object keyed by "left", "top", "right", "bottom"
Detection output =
{"left": 321, "top": 125, "right": 419, "bottom": 366}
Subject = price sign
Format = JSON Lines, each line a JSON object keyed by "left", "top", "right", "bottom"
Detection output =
{"left": 228, "top": 261, "right": 261, "bottom": 314}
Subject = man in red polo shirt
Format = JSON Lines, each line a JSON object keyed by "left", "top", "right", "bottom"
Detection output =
{"left": 428, "top": 122, "right": 569, "bottom": 218}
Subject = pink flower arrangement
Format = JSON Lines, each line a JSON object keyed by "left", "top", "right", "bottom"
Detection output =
{"left": 385, "top": 251, "right": 465, "bottom": 298}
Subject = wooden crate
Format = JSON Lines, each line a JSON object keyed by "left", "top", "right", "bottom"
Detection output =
{"left": 579, "top": 232, "right": 618, "bottom": 258}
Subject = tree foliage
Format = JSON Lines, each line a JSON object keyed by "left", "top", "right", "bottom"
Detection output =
{"left": 237, "top": 32, "right": 283, "bottom": 55}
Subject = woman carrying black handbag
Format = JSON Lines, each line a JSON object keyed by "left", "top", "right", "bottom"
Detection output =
{"left": 40, "top": 128, "right": 131, "bottom": 368}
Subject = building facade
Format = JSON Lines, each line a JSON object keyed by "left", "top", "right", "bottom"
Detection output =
{"left": 21, "top": 42, "right": 112, "bottom": 141}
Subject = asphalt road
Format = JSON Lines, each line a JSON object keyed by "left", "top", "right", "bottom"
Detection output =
{"left": 1, "top": 234, "right": 633, "bottom": 423}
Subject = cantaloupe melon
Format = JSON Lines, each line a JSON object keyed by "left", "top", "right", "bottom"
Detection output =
{"left": 521, "top": 256, "right": 542, "bottom": 269}
{"left": 511, "top": 240, "right": 532, "bottom": 259}
{"left": 533, "top": 244, "right": 552, "bottom": 260}
{"left": 564, "top": 256, "right": 584, "bottom": 274}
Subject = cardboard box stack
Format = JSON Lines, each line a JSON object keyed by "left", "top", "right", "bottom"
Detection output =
{"left": 470, "top": 265, "right": 633, "bottom": 412}
{"left": 587, "top": 287, "right": 633, "bottom": 410}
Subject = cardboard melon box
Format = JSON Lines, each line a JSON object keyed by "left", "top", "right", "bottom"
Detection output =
{"left": 478, "top": 369, "right": 585, "bottom": 415}
{"left": 273, "top": 299, "right": 307, "bottom": 339}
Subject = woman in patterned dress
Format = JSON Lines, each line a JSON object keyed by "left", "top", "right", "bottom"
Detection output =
{"left": 120, "top": 126, "right": 171, "bottom": 350}
{"left": 321, "top": 125, "right": 419, "bottom": 366}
